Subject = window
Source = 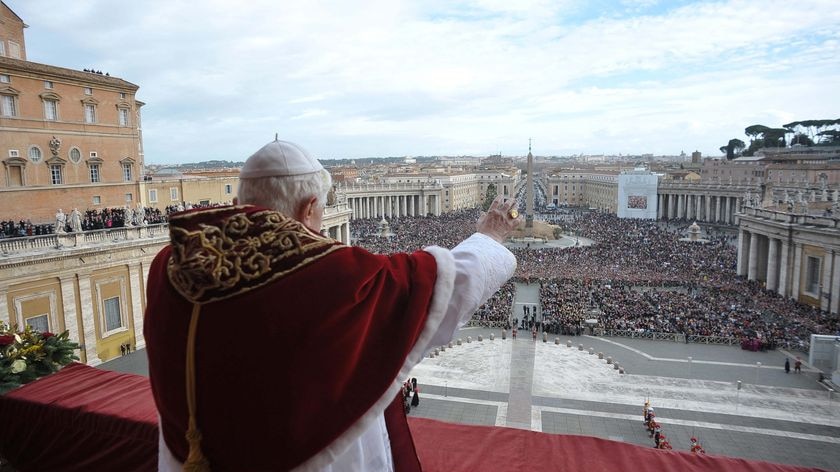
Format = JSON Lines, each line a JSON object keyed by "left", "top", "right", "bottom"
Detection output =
{"left": 84, "top": 104, "right": 96, "bottom": 123}
{"left": 44, "top": 81, "right": 54, "bottom": 89}
{"left": 28, "top": 146, "right": 42, "bottom": 163}
{"left": 84, "top": 87, "right": 92, "bottom": 95}
{"left": 8, "top": 41, "right": 20, "bottom": 59}
{"left": 170, "top": 187, "right": 179, "bottom": 201}
{"left": 224, "top": 184, "right": 232, "bottom": 194}
{"left": 50, "top": 164, "right": 63, "bottom": 185}
{"left": 44, "top": 99, "right": 58, "bottom": 120}
{"left": 103, "top": 297, "right": 123, "bottom": 332}
{"left": 118, "top": 107, "right": 129, "bottom": 126}
{"left": 122, "top": 163, "right": 132, "bottom": 181}
{"left": 92, "top": 195, "right": 101, "bottom": 205}
{"left": 0, "top": 41, "right": 4, "bottom": 56}
{"left": 1, "top": 94, "right": 17, "bottom": 116}
{"left": 119, "top": 92, "right": 126, "bottom": 99}
{"left": 89, "top": 163, "right": 100, "bottom": 182}
{"left": 26, "top": 314, "right": 50, "bottom": 333}
{"left": 149, "top": 189, "right": 158, "bottom": 203}
{"left": 69, "top": 147, "right": 82, "bottom": 163}
{"left": 125, "top": 193, "right": 133, "bottom": 202}
{"left": 805, "top": 256, "right": 821, "bottom": 296}
{"left": 0, "top": 74, "right": 9, "bottom": 83}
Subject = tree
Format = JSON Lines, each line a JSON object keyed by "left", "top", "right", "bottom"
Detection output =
{"left": 790, "top": 134, "right": 814, "bottom": 146}
{"left": 723, "top": 138, "right": 746, "bottom": 160}
{"left": 482, "top": 183, "right": 497, "bottom": 211}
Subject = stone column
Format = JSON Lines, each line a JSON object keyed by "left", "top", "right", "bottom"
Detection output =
{"left": 129, "top": 262, "right": 145, "bottom": 350}
{"left": 657, "top": 194, "right": 664, "bottom": 219}
{"left": 737, "top": 230, "right": 750, "bottom": 277}
{"left": 669, "top": 194, "right": 675, "bottom": 219}
{"left": 0, "top": 286, "right": 9, "bottom": 326}
{"left": 821, "top": 250, "right": 834, "bottom": 312}
{"left": 677, "top": 194, "right": 684, "bottom": 219}
{"left": 77, "top": 274, "right": 100, "bottom": 366}
{"left": 747, "top": 232, "right": 760, "bottom": 280}
{"left": 791, "top": 243, "right": 803, "bottom": 301}
{"left": 686, "top": 195, "right": 693, "bottom": 220}
{"left": 831, "top": 251, "right": 840, "bottom": 314}
{"left": 715, "top": 196, "right": 722, "bottom": 223}
{"left": 705, "top": 196, "right": 712, "bottom": 222}
{"left": 722, "top": 196, "right": 729, "bottom": 223}
{"left": 58, "top": 275, "right": 80, "bottom": 347}
{"left": 778, "top": 241, "right": 790, "bottom": 298}
{"left": 766, "top": 238, "right": 779, "bottom": 292}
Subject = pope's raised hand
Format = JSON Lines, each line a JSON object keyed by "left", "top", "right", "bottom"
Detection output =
{"left": 476, "top": 196, "right": 522, "bottom": 243}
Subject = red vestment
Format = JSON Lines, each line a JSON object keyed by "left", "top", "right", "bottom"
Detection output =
{"left": 145, "top": 205, "right": 437, "bottom": 470}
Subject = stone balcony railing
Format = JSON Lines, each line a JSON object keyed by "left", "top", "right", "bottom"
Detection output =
{"left": 740, "top": 207, "right": 840, "bottom": 228}
{"left": 338, "top": 181, "right": 443, "bottom": 192}
{"left": 0, "top": 224, "right": 170, "bottom": 257}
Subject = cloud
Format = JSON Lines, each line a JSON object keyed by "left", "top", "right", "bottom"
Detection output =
{"left": 10, "top": 0, "right": 840, "bottom": 162}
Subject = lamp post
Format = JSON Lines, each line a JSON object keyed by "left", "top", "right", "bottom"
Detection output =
{"left": 736, "top": 380, "right": 742, "bottom": 413}
{"left": 687, "top": 356, "right": 693, "bottom": 378}
{"left": 755, "top": 362, "right": 761, "bottom": 384}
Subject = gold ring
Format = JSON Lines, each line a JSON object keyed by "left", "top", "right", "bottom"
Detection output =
{"left": 508, "top": 209, "right": 519, "bottom": 219}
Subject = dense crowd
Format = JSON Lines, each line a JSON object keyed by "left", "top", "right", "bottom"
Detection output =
{"left": 350, "top": 208, "right": 839, "bottom": 352}
{"left": 0, "top": 202, "right": 235, "bottom": 238}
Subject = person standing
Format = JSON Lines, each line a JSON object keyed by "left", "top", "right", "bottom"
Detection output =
{"left": 145, "top": 138, "right": 521, "bottom": 471}
{"left": 785, "top": 358, "right": 791, "bottom": 374}
{"left": 795, "top": 357, "right": 802, "bottom": 373}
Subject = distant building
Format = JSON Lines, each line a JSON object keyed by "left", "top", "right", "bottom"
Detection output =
{"left": 617, "top": 168, "right": 658, "bottom": 219}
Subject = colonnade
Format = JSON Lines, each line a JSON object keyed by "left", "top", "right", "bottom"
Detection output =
{"left": 347, "top": 194, "right": 439, "bottom": 219}
{"left": 324, "top": 223, "right": 350, "bottom": 244}
{"left": 737, "top": 228, "right": 840, "bottom": 314}
{"left": 657, "top": 193, "right": 741, "bottom": 225}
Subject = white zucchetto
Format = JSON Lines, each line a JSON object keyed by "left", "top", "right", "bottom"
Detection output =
{"left": 239, "top": 138, "right": 324, "bottom": 178}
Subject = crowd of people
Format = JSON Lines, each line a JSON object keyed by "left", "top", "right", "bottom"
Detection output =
{"left": 0, "top": 202, "right": 235, "bottom": 239}
{"left": 350, "top": 208, "right": 840, "bottom": 352}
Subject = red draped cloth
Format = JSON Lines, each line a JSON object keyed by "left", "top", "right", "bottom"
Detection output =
{"left": 0, "top": 364, "right": 828, "bottom": 472}
{"left": 0, "top": 363, "right": 158, "bottom": 472}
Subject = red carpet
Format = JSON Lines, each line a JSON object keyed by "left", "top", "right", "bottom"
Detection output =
{"left": 0, "top": 363, "right": 828, "bottom": 471}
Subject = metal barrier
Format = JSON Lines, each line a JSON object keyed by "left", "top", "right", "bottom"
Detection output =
{"left": 594, "top": 329, "right": 738, "bottom": 346}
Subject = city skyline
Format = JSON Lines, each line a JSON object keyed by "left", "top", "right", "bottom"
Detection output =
{"left": 10, "top": 0, "right": 840, "bottom": 164}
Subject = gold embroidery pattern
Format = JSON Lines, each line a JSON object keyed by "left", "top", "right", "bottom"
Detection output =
{"left": 167, "top": 209, "right": 343, "bottom": 304}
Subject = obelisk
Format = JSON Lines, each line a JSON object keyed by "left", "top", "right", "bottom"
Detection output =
{"left": 526, "top": 139, "right": 534, "bottom": 234}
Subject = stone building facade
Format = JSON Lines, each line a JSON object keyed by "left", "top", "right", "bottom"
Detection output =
{"left": 0, "top": 3, "right": 144, "bottom": 222}
{"left": 737, "top": 207, "right": 840, "bottom": 314}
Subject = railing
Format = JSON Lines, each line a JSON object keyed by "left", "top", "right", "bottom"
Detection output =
{"left": 592, "top": 328, "right": 739, "bottom": 346}
{"left": 0, "top": 234, "right": 59, "bottom": 253}
{"left": 0, "top": 224, "right": 169, "bottom": 256}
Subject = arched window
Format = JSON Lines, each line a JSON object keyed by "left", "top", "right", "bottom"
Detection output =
{"left": 28, "top": 146, "right": 42, "bottom": 163}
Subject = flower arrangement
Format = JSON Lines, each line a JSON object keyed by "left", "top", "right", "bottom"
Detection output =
{"left": 0, "top": 321, "right": 80, "bottom": 394}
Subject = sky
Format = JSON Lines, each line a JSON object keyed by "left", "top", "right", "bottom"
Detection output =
{"left": 10, "top": 0, "right": 840, "bottom": 164}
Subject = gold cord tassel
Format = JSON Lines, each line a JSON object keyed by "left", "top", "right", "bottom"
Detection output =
{"left": 183, "top": 304, "right": 211, "bottom": 471}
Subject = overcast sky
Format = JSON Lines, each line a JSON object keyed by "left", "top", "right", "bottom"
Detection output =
{"left": 11, "top": 0, "right": 840, "bottom": 164}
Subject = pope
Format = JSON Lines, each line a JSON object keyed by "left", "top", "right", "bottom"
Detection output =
{"left": 145, "top": 138, "right": 522, "bottom": 471}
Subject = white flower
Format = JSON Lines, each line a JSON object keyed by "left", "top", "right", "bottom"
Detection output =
{"left": 10, "top": 359, "right": 27, "bottom": 374}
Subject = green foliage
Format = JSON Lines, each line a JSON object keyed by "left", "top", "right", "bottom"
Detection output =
{"left": 0, "top": 322, "right": 80, "bottom": 394}
{"left": 723, "top": 138, "right": 746, "bottom": 160}
{"left": 482, "top": 183, "right": 497, "bottom": 211}
{"left": 734, "top": 119, "right": 839, "bottom": 154}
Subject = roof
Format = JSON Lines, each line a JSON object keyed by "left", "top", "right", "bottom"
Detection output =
{"left": 0, "top": 56, "right": 139, "bottom": 90}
